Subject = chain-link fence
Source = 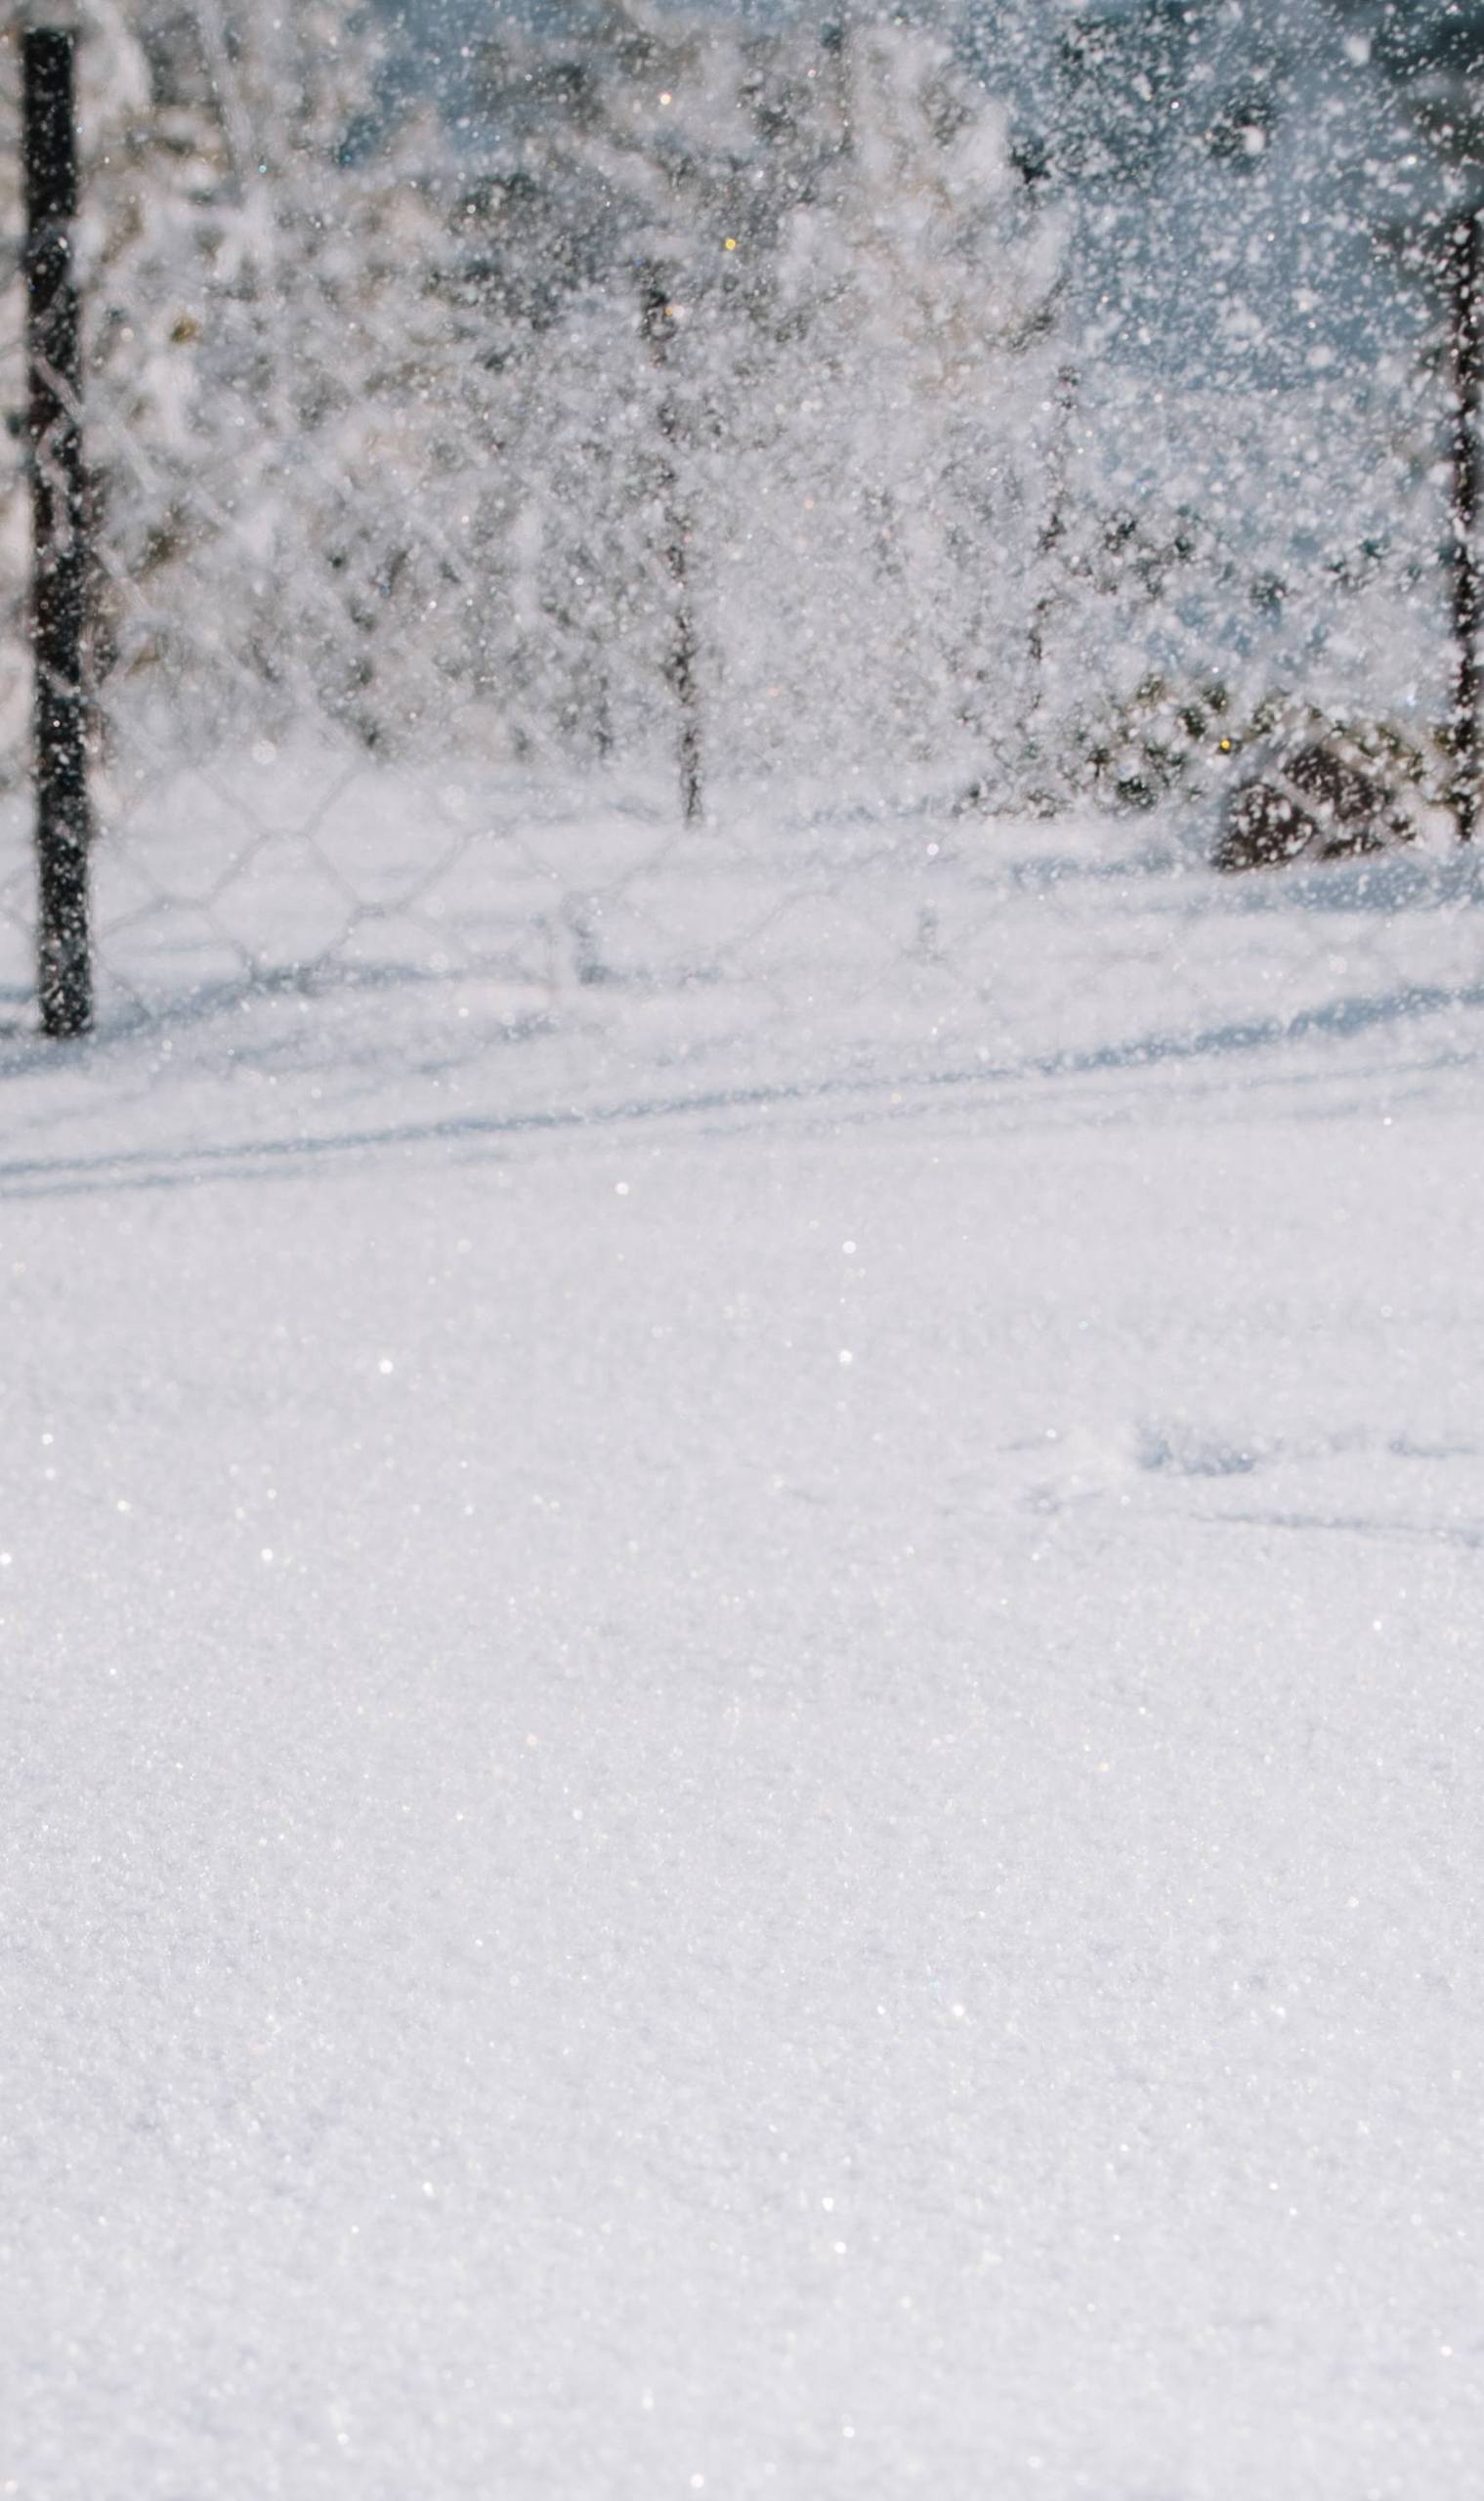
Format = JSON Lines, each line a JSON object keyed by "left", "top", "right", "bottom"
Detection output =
{"left": 1, "top": 8, "right": 1479, "bottom": 1087}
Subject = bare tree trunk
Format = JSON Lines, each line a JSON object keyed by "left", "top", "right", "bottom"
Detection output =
{"left": 640, "top": 271, "right": 703, "bottom": 826}
{"left": 1027, "top": 361, "right": 1079, "bottom": 703}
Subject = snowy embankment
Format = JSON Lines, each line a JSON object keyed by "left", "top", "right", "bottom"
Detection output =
{"left": 4, "top": 784, "right": 1484, "bottom": 2497}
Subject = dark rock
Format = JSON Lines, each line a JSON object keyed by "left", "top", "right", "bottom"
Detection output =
{"left": 1214, "top": 780, "right": 1319, "bottom": 872}
{"left": 1215, "top": 739, "right": 1414, "bottom": 872}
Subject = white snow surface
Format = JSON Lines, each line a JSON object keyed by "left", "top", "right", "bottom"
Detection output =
{"left": 4, "top": 787, "right": 1484, "bottom": 2497}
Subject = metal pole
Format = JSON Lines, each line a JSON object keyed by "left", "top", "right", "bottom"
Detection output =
{"left": 24, "top": 24, "right": 92, "bottom": 1035}
{"left": 641, "top": 270, "right": 703, "bottom": 827}
{"left": 1448, "top": 210, "right": 1482, "bottom": 844}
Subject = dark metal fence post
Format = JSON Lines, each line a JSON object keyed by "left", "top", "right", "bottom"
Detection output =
{"left": 1448, "top": 211, "right": 1482, "bottom": 844}
{"left": 24, "top": 23, "right": 92, "bottom": 1035}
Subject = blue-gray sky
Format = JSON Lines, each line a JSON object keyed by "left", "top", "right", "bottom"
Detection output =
{"left": 370, "top": 0, "right": 1463, "bottom": 400}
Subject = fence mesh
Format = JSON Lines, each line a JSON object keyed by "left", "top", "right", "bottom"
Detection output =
{"left": 0, "top": 4, "right": 1475, "bottom": 1084}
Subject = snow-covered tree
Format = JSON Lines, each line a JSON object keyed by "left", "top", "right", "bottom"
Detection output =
{"left": 719, "top": 8, "right": 1068, "bottom": 782}
{"left": 0, "top": 2, "right": 469, "bottom": 782}
{"left": 85, "top": 3, "right": 468, "bottom": 757}
{"left": 448, "top": 2, "right": 1069, "bottom": 789}
{"left": 3, "top": 1, "right": 1068, "bottom": 798}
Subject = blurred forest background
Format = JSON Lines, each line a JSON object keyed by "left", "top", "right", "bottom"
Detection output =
{"left": 0, "top": 0, "right": 1481, "bottom": 814}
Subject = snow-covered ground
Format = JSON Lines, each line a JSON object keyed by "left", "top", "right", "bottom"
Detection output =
{"left": 5, "top": 786, "right": 1484, "bottom": 2496}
